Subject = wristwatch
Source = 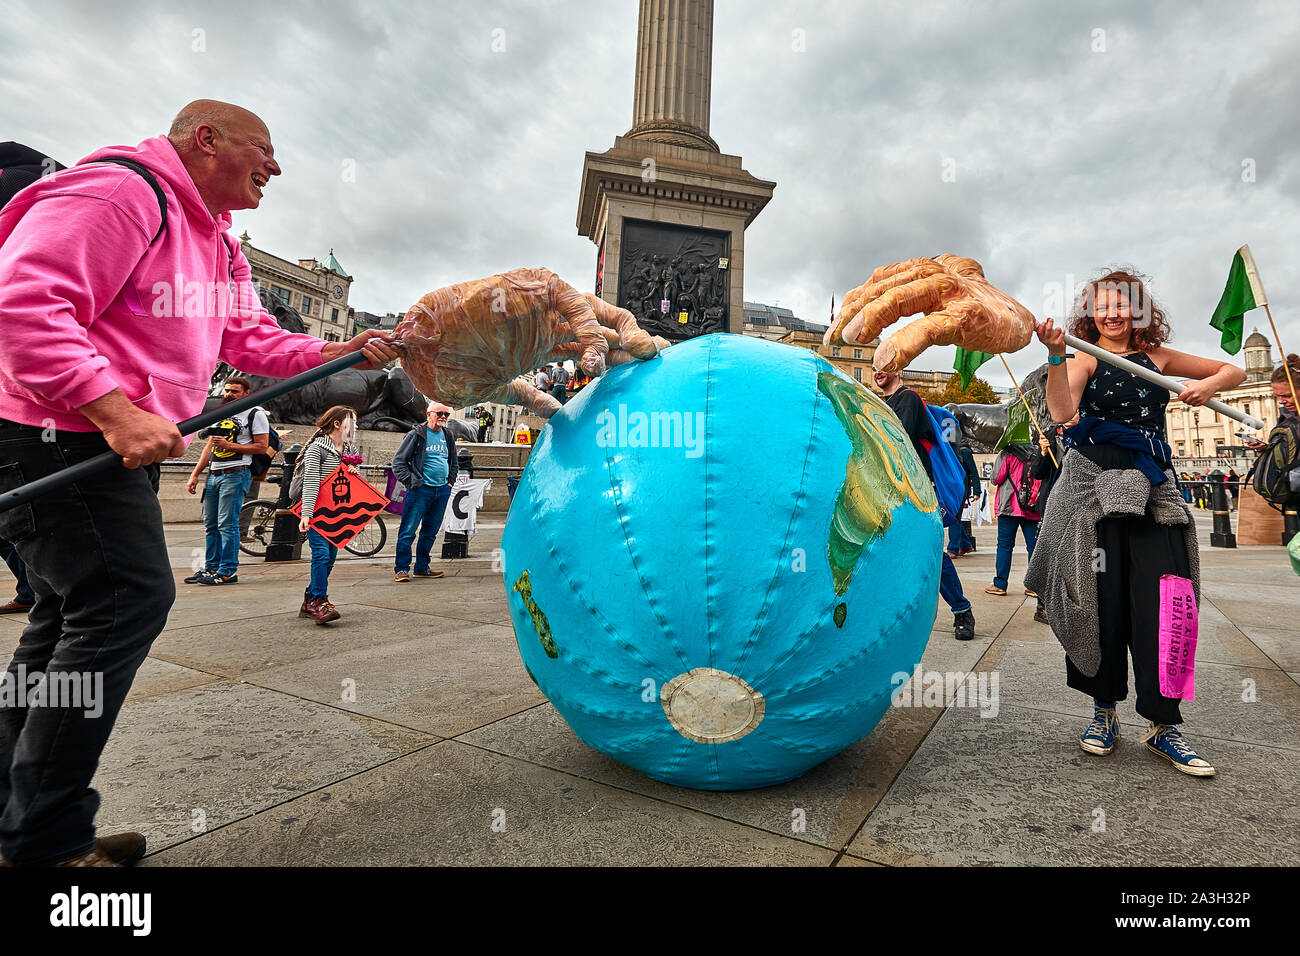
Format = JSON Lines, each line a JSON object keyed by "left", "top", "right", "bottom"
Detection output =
{"left": 1048, "top": 354, "right": 1066, "bottom": 366}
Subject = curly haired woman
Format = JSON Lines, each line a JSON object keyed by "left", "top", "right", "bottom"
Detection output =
{"left": 1027, "top": 269, "right": 1244, "bottom": 777}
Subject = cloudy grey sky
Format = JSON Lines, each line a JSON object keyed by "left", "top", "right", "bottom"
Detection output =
{"left": 3, "top": 0, "right": 1296, "bottom": 388}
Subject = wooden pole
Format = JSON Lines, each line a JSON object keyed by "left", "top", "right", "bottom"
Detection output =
{"left": 1263, "top": 303, "right": 1297, "bottom": 417}
{"left": 999, "top": 354, "right": 1057, "bottom": 468}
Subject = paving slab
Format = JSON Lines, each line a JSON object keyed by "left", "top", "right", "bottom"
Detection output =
{"left": 94, "top": 679, "right": 436, "bottom": 853}
{"left": 458, "top": 628, "right": 993, "bottom": 851}
{"left": 145, "top": 740, "right": 836, "bottom": 866}
{"left": 126, "top": 657, "right": 221, "bottom": 702}
{"left": 243, "top": 622, "right": 546, "bottom": 737}
{"left": 847, "top": 703, "right": 1300, "bottom": 866}
{"left": 161, "top": 585, "right": 294, "bottom": 631}
{"left": 976, "top": 637, "right": 1300, "bottom": 752}
{"left": 1193, "top": 602, "right": 1281, "bottom": 668}
{"left": 148, "top": 606, "right": 471, "bottom": 679}
{"left": 343, "top": 578, "right": 513, "bottom": 626}
{"left": 1207, "top": 597, "right": 1297, "bottom": 631}
{"left": 1238, "top": 625, "right": 1300, "bottom": 673}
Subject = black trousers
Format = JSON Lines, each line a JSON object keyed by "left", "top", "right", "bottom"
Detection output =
{"left": 0, "top": 420, "right": 173, "bottom": 864}
{"left": 1065, "top": 512, "right": 1188, "bottom": 725}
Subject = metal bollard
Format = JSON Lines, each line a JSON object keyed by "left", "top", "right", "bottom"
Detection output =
{"left": 266, "top": 444, "right": 305, "bottom": 562}
{"left": 1209, "top": 469, "right": 1236, "bottom": 548}
{"left": 1284, "top": 506, "right": 1299, "bottom": 546}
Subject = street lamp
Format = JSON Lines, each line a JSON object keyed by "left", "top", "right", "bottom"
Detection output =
{"left": 1193, "top": 411, "right": 1200, "bottom": 457}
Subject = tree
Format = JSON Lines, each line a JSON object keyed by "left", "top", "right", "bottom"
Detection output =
{"left": 924, "top": 373, "right": 999, "bottom": 406}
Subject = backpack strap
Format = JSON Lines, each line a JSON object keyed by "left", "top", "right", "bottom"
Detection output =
{"left": 87, "top": 158, "right": 167, "bottom": 244}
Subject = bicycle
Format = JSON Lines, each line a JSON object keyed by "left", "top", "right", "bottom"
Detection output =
{"left": 238, "top": 498, "right": 388, "bottom": 558}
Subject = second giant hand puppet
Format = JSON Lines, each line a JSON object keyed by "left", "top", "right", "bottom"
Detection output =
{"left": 826, "top": 255, "right": 1035, "bottom": 372}
{"left": 396, "top": 267, "right": 669, "bottom": 417}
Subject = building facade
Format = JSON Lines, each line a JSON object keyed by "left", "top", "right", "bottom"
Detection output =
{"left": 741, "top": 301, "right": 827, "bottom": 340}
{"left": 452, "top": 403, "right": 526, "bottom": 444}
{"left": 776, "top": 328, "right": 951, "bottom": 394}
{"left": 351, "top": 311, "right": 402, "bottom": 338}
{"left": 238, "top": 233, "right": 354, "bottom": 341}
{"left": 1166, "top": 328, "right": 1284, "bottom": 462}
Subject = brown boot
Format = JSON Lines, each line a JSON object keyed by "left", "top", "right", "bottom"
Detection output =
{"left": 55, "top": 846, "right": 121, "bottom": 866}
{"left": 309, "top": 597, "right": 340, "bottom": 625}
{"left": 96, "top": 831, "right": 146, "bottom": 866}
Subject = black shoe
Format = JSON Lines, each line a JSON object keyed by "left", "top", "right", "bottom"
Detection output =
{"left": 184, "top": 568, "right": 214, "bottom": 584}
{"left": 953, "top": 610, "right": 975, "bottom": 641}
{"left": 1033, "top": 603, "right": 1049, "bottom": 624}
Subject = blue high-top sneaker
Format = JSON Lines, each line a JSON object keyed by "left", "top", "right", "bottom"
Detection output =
{"left": 1142, "top": 723, "right": 1216, "bottom": 777}
{"left": 1080, "top": 700, "right": 1120, "bottom": 755}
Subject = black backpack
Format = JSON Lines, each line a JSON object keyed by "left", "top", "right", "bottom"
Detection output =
{"left": 1247, "top": 416, "right": 1300, "bottom": 509}
{"left": 234, "top": 407, "right": 282, "bottom": 481}
{"left": 1005, "top": 444, "right": 1042, "bottom": 515}
{"left": 1, "top": 142, "right": 167, "bottom": 243}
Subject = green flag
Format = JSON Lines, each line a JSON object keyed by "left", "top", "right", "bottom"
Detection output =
{"left": 953, "top": 346, "right": 993, "bottom": 390}
{"left": 994, "top": 399, "right": 1031, "bottom": 452}
{"left": 1210, "top": 245, "right": 1267, "bottom": 355}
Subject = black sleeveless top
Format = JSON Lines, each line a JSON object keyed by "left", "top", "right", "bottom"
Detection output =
{"left": 1079, "top": 351, "right": 1168, "bottom": 439}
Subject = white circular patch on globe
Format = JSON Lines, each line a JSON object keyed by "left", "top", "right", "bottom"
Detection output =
{"left": 660, "top": 668, "right": 765, "bottom": 744}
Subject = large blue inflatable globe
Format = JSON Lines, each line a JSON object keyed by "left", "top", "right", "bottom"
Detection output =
{"left": 502, "top": 334, "right": 941, "bottom": 790}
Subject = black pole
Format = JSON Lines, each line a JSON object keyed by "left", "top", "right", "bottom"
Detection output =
{"left": 1284, "top": 506, "right": 1299, "bottom": 547}
{"left": 0, "top": 350, "right": 371, "bottom": 514}
{"left": 266, "top": 444, "right": 305, "bottom": 563}
{"left": 1208, "top": 470, "right": 1235, "bottom": 548}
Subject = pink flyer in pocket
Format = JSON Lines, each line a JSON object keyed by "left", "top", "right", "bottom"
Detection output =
{"left": 1158, "top": 574, "right": 1198, "bottom": 700}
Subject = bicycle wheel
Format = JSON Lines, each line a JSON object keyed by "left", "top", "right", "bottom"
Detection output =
{"left": 344, "top": 515, "right": 388, "bottom": 557}
{"left": 239, "top": 499, "right": 278, "bottom": 557}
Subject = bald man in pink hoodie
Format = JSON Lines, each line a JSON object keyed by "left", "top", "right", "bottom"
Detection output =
{"left": 0, "top": 101, "right": 399, "bottom": 866}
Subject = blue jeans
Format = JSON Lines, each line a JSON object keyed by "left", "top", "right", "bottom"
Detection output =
{"left": 307, "top": 529, "right": 338, "bottom": 600}
{"left": 993, "top": 516, "right": 1039, "bottom": 590}
{"left": 202, "top": 468, "right": 251, "bottom": 576}
{"left": 947, "top": 520, "right": 974, "bottom": 553}
{"left": 0, "top": 420, "right": 172, "bottom": 864}
{"left": 0, "top": 537, "right": 34, "bottom": 605}
{"left": 394, "top": 483, "right": 451, "bottom": 573}
{"left": 939, "top": 551, "right": 971, "bottom": 615}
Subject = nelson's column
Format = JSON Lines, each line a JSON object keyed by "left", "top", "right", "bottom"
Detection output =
{"left": 576, "top": 0, "right": 776, "bottom": 340}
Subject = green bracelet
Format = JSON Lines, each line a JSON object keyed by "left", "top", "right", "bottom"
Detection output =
{"left": 1048, "top": 354, "right": 1065, "bottom": 366}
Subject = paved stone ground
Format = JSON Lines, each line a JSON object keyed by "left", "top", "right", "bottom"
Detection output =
{"left": 0, "top": 512, "right": 1296, "bottom": 866}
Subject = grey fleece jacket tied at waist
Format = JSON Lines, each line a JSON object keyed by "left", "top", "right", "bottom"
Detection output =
{"left": 1024, "top": 448, "right": 1200, "bottom": 678}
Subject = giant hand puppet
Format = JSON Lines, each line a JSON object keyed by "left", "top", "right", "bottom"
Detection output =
{"left": 397, "top": 267, "right": 669, "bottom": 418}
{"left": 826, "top": 255, "right": 1035, "bottom": 372}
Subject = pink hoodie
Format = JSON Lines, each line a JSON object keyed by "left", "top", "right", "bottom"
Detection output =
{"left": 0, "top": 135, "right": 326, "bottom": 434}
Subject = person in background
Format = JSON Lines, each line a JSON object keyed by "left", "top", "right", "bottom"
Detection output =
{"left": 1245, "top": 353, "right": 1300, "bottom": 488}
{"left": 0, "top": 539, "right": 34, "bottom": 616}
{"left": 946, "top": 441, "right": 981, "bottom": 558}
{"left": 297, "top": 406, "right": 360, "bottom": 625}
{"left": 985, "top": 442, "right": 1041, "bottom": 597}
{"left": 1031, "top": 413, "right": 1076, "bottom": 623}
{"left": 184, "top": 376, "right": 268, "bottom": 586}
{"left": 568, "top": 368, "right": 591, "bottom": 396}
{"left": 533, "top": 366, "right": 552, "bottom": 394}
{"left": 390, "top": 401, "right": 459, "bottom": 583}
{"left": 1178, "top": 472, "right": 1192, "bottom": 504}
{"left": 474, "top": 405, "right": 494, "bottom": 443}
{"left": 549, "top": 362, "right": 570, "bottom": 405}
{"left": 1225, "top": 467, "right": 1240, "bottom": 511}
{"left": 874, "top": 367, "right": 976, "bottom": 641}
